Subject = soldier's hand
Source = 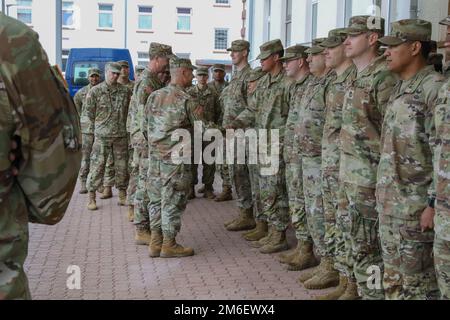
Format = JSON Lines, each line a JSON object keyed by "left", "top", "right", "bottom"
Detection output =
{"left": 420, "top": 207, "right": 435, "bottom": 232}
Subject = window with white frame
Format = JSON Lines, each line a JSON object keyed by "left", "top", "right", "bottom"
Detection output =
{"left": 344, "top": 0, "right": 353, "bottom": 26}
{"left": 98, "top": 3, "right": 113, "bottom": 29}
{"left": 177, "top": 7, "right": 192, "bottom": 31}
{"left": 214, "top": 28, "right": 228, "bottom": 50}
{"left": 285, "top": 0, "right": 292, "bottom": 46}
{"left": 16, "top": 0, "right": 32, "bottom": 25}
{"left": 137, "top": 51, "right": 149, "bottom": 66}
{"left": 138, "top": 6, "right": 153, "bottom": 30}
{"left": 62, "top": 49, "right": 70, "bottom": 72}
{"left": 62, "top": 1, "right": 75, "bottom": 28}
{"left": 311, "top": 0, "right": 318, "bottom": 40}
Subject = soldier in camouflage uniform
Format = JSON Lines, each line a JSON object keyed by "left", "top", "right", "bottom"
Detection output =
{"left": 133, "top": 43, "right": 173, "bottom": 245}
{"left": 74, "top": 68, "right": 101, "bottom": 194}
{"left": 85, "top": 62, "right": 131, "bottom": 210}
{"left": 231, "top": 39, "right": 292, "bottom": 254}
{"left": 293, "top": 43, "right": 337, "bottom": 290}
{"left": 145, "top": 58, "right": 202, "bottom": 258}
{"left": 434, "top": 15, "right": 450, "bottom": 301}
{"left": 187, "top": 67, "right": 221, "bottom": 200}
{"left": 316, "top": 30, "right": 358, "bottom": 300}
{"left": 0, "top": 14, "right": 81, "bottom": 299}
{"left": 439, "top": 17, "right": 450, "bottom": 78}
{"left": 376, "top": 19, "right": 441, "bottom": 300}
{"left": 277, "top": 45, "right": 312, "bottom": 266}
{"left": 208, "top": 64, "right": 232, "bottom": 202}
{"left": 220, "top": 40, "right": 256, "bottom": 232}
{"left": 135, "top": 65, "right": 145, "bottom": 82}
{"left": 339, "top": 16, "right": 397, "bottom": 300}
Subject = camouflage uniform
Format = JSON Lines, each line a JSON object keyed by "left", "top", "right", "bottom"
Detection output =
{"left": 0, "top": 14, "right": 81, "bottom": 299}
{"left": 144, "top": 60, "right": 202, "bottom": 237}
{"left": 85, "top": 70, "right": 131, "bottom": 192}
{"left": 187, "top": 81, "right": 220, "bottom": 191}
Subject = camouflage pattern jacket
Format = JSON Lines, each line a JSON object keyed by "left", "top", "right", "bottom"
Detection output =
{"left": 85, "top": 81, "right": 131, "bottom": 138}
{"left": 296, "top": 70, "right": 336, "bottom": 158}
{"left": 120, "top": 79, "right": 135, "bottom": 93}
{"left": 208, "top": 81, "right": 229, "bottom": 97}
{"left": 187, "top": 84, "right": 221, "bottom": 124}
{"left": 339, "top": 56, "right": 398, "bottom": 188}
{"left": 377, "top": 66, "right": 443, "bottom": 221}
{"left": 75, "top": 83, "right": 95, "bottom": 134}
{"left": 284, "top": 73, "right": 312, "bottom": 164}
{"left": 322, "top": 65, "right": 356, "bottom": 173}
{"left": 143, "top": 84, "right": 203, "bottom": 162}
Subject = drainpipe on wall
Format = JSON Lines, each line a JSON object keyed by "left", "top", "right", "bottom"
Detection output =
{"left": 248, "top": 0, "right": 254, "bottom": 61}
{"left": 124, "top": 0, "right": 128, "bottom": 48}
{"left": 56, "top": 0, "right": 62, "bottom": 68}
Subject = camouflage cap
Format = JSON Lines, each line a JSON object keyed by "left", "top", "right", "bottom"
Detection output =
{"left": 88, "top": 68, "right": 101, "bottom": 77}
{"left": 305, "top": 46, "right": 325, "bottom": 55}
{"left": 196, "top": 66, "right": 209, "bottom": 76}
{"left": 248, "top": 67, "right": 267, "bottom": 82}
{"left": 321, "top": 28, "right": 348, "bottom": 48}
{"left": 439, "top": 16, "right": 450, "bottom": 26}
{"left": 342, "top": 15, "right": 385, "bottom": 35}
{"left": 227, "top": 39, "right": 250, "bottom": 52}
{"left": 312, "top": 38, "right": 327, "bottom": 46}
{"left": 379, "top": 19, "right": 432, "bottom": 46}
{"left": 212, "top": 64, "right": 226, "bottom": 71}
{"left": 256, "top": 39, "right": 284, "bottom": 60}
{"left": 279, "top": 45, "right": 309, "bottom": 62}
{"left": 169, "top": 57, "right": 197, "bottom": 70}
{"left": 106, "top": 62, "right": 122, "bottom": 73}
{"left": 149, "top": 42, "right": 174, "bottom": 58}
{"left": 117, "top": 60, "right": 129, "bottom": 68}
{"left": 135, "top": 65, "right": 145, "bottom": 72}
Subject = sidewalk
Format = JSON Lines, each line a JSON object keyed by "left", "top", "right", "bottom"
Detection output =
{"left": 25, "top": 180, "right": 330, "bottom": 300}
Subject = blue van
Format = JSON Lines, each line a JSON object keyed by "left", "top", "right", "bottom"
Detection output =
{"left": 65, "top": 48, "right": 134, "bottom": 97}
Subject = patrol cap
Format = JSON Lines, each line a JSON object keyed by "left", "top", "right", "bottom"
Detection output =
{"left": 196, "top": 66, "right": 209, "bottom": 76}
{"left": 227, "top": 39, "right": 250, "bottom": 52}
{"left": 169, "top": 57, "right": 197, "bottom": 70}
{"left": 88, "top": 68, "right": 101, "bottom": 77}
{"left": 312, "top": 38, "right": 327, "bottom": 46}
{"left": 342, "top": 15, "right": 385, "bottom": 35}
{"left": 279, "top": 45, "right": 309, "bottom": 62}
{"left": 248, "top": 67, "right": 266, "bottom": 82}
{"left": 149, "top": 42, "right": 175, "bottom": 58}
{"left": 212, "top": 64, "right": 226, "bottom": 72}
{"left": 106, "top": 62, "right": 122, "bottom": 73}
{"left": 117, "top": 60, "right": 129, "bottom": 68}
{"left": 256, "top": 39, "right": 284, "bottom": 60}
{"left": 321, "top": 28, "right": 348, "bottom": 48}
{"left": 135, "top": 65, "right": 145, "bottom": 72}
{"left": 305, "top": 46, "right": 325, "bottom": 55}
{"left": 439, "top": 16, "right": 450, "bottom": 26}
{"left": 379, "top": 19, "right": 432, "bottom": 46}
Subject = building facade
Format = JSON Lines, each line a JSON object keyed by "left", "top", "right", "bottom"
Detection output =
{"left": 2, "top": 0, "right": 244, "bottom": 75}
{"left": 245, "top": 0, "right": 450, "bottom": 63}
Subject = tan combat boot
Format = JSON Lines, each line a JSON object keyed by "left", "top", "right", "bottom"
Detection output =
{"left": 100, "top": 186, "right": 113, "bottom": 199}
{"left": 215, "top": 185, "right": 233, "bottom": 202}
{"left": 226, "top": 207, "right": 256, "bottom": 232}
{"left": 279, "top": 241, "right": 302, "bottom": 265}
{"left": 79, "top": 180, "right": 88, "bottom": 194}
{"left": 87, "top": 192, "right": 98, "bottom": 211}
{"left": 204, "top": 187, "right": 216, "bottom": 200}
{"left": 304, "top": 257, "right": 340, "bottom": 290}
{"left": 315, "top": 275, "right": 348, "bottom": 300}
{"left": 127, "top": 205, "right": 134, "bottom": 222}
{"left": 135, "top": 226, "right": 151, "bottom": 245}
{"left": 288, "top": 241, "right": 319, "bottom": 272}
{"left": 160, "top": 236, "right": 195, "bottom": 258}
{"left": 243, "top": 220, "right": 268, "bottom": 242}
{"left": 118, "top": 190, "right": 127, "bottom": 206}
{"left": 97, "top": 185, "right": 104, "bottom": 194}
{"left": 249, "top": 226, "right": 274, "bottom": 248}
{"left": 197, "top": 185, "right": 205, "bottom": 194}
{"left": 259, "top": 229, "right": 289, "bottom": 254}
{"left": 148, "top": 230, "right": 163, "bottom": 258}
{"left": 339, "top": 279, "right": 361, "bottom": 300}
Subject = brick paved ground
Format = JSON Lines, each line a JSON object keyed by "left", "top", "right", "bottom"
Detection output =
{"left": 25, "top": 176, "right": 335, "bottom": 300}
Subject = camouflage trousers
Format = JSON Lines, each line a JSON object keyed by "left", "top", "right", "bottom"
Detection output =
{"left": 380, "top": 214, "right": 439, "bottom": 300}
{"left": 87, "top": 137, "right": 129, "bottom": 192}
{"left": 340, "top": 182, "right": 384, "bottom": 300}
{"left": 434, "top": 235, "right": 450, "bottom": 300}
{"left": 217, "top": 164, "right": 232, "bottom": 188}
{"left": 126, "top": 146, "right": 139, "bottom": 206}
{"left": 191, "top": 163, "right": 215, "bottom": 189}
{"left": 134, "top": 146, "right": 150, "bottom": 227}
{"left": 301, "top": 156, "right": 326, "bottom": 256}
{"left": 79, "top": 133, "right": 94, "bottom": 182}
{"left": 147, "top": 157, "right": 191, "bottom": 238}
{"left": 285, "top": 162, "right": 310, "bottom": 241}
{"left": 258, "top": 159, "right": 289, "bottom": 231}
{"left": 229, "top": 163, "right": 253, "bottom": 210}
{"left": 322, "top": 170, "right": 339, "bottom": 258}
{"left": 248, "top": 163, "right": 262, "bottom": 220}
{"left": 0, "top": 185, "right": 31, "bottom": 300}
{"left": 103, "top": 153, "right": 116, "bottom": 187}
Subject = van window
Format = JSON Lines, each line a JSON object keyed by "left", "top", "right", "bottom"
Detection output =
{"left": 72, "top": 62, "right": 104, "bottom": 86}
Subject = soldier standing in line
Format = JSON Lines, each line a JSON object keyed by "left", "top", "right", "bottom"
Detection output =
{"left": 135, "top": 65, "right": 145, "bottom": 82}
{"left": 85, "top": 62, "right": 131, "bottom": 210}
